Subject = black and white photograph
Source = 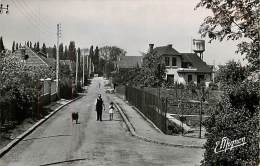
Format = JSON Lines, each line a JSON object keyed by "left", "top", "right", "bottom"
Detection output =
{"left": 0, "top": 0, "right": 259, "bottom": 165}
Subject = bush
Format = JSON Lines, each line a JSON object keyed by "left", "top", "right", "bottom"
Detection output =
{"left": 208, "top": 82, "right": 218, "bottom": 90}
{"left": 60, "top": 78, "right": 73, "bottom": 99}
{"left": 201, "top": 62, "right": 259, "bottom": 166}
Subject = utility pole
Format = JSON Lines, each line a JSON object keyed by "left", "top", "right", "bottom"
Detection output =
{"left": 56, "top": 23, "right": 61, "bottom": 98}
{"left": 75, "top": 49, "right": 79, "bottom": 89}
{"left": 0, "top": 3, "right": 9, "bottom": 14}
{"left": 82, "top": 51, "right": 85, "bottom": 87}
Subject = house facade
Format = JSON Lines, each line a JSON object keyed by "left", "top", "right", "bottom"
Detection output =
{"left": 149, "top": 44, "right": 213, "bottom": 85}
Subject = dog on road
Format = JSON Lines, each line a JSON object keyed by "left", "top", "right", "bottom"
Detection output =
{"left": 72, "top": 112, "right": 79, "bottom": 124}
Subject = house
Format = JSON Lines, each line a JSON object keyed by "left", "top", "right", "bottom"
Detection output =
{"left": 149, "top": 44, "right": 213, "bottom": 85}
{"left": 116, "top": 55, "right": 143, "bottom": 72}
{"left": 14, "top": 46, "right": 55, "bottom": 68}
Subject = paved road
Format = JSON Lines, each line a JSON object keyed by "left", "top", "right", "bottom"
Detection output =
{"left": 0, "top": 77, "right": 203, "bottom": 166}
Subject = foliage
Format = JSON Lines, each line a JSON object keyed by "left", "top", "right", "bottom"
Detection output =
{"left": 59, "top": 43, "right": 64, "bottom": 60}
{"left": 201, "top": 61, "right": 259, "bottom": 166}
{"left": 196, "top": 0, "right": 260, "bottom": 71}
{"left": 0, "top": 37, "right": 5, "bottom": 53}
{"left": 215, "top": 61, "right": 249, "bottom": 89}
{"left": 133, "top": 51, "right": 166, "bottom": 87}
{"left": 99, "top": 46, "right": 126, "bottom": 61}
{"left": 52, "top": 45, "right": 57, "bottom": 59}
{"left": 0, "top": 52, "right": 55, "bottom": 123}
{"left": 42, "top": 43, "right": 47, "bottom": 55}
{"left": 12, "top": 41, "right": 15, "bottom": 53}
{"left": 64, "top": 45, "right": 68, "bottom": 60}
{"left": 93, "top": 46, "right": 99, "bottom": 73}
{"left": 69, "top": 41, "right": 76, "bottom": 62}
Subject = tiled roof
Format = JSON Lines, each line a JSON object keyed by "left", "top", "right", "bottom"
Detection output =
{"left": 153, "top": 45, "right": 180, "bottom": 56}
{"left": 14, "top": 47, "right": 48, "bottom": 66}
{"left": 180, "top": 53, "right": 212, "bottom": 73}
{"left": 152, "top": 44, "right": 212, "bottom": 73}
{"left": 14, "top": 47, "right": 57, "bottom": 68}
{"left": 117, "top": 56, "right": 143, "bottom": 69}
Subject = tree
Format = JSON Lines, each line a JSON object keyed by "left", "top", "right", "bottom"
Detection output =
{"left": 59, "top": 43, "right": 64, "bottom": 60}
{"left": 68, "top": 41, "right": 76, "bottom": 61}
{"left": 12, "top": 41, "right": 15, "bottom": 53}
{"left": 99, "top": 46, "right": 126, "bottom": 61}
{"left": 0, "top": 37, "right": 5, "bottom": 53}
{"left": 42, "top": 43, "right": 47, "bottom": 55}
{"left": 196, "top": 0, "right": 260, "bottom": 71}
{"left": 133, "top": 51, "right": 165, "bottom": 87}
{"left": 16, "top": 43, "right": 19, "bottom": 50}
{"left": 36, "top": 42, "right": 40, "bottom": 52}
{"left": 93, "top": 46, "right": 99, "bottom": 73}
{"left": 89, "top": 45, "right": 94, "bottom": 60}
{"left": 64, "top": 45, "right": 68, "bottom": 60}
{"left": 202, "top": 61, "right": 259, "bottom": 166}
{"left": 29, "top": 41, "right": 32, "bottom": 48}
{"left": 52, "top": 45, "right": 57, "bottom": 59}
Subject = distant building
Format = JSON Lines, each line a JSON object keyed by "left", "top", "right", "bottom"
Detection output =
{"left": 116, "top": 55, "right": 143, "bottom": 72}
{"left": 148, "top": 44, "right": 213, "bottom": 85}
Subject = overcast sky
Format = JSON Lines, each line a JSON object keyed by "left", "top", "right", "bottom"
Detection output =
{"left": 0, "top": 0, "right": 246, "bottom": 65}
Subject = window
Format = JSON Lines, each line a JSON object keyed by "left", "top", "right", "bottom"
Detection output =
{"left": 172, "top": 57, "right": 177, "bottom": 66}
{"left": 197, "top": 75, "right": 205, "bottom": 84}
{"left": 165, "top": 57, "right": 170, "bottom": 66}
{"left": 167, "top": 74, "right": 174, "bottom": 82}
{"left": 188, "top": 75, "right": 192, "bottom": 82}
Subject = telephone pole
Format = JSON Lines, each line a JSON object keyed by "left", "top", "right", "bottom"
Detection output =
{"left": 75, "top": 49, "right": 79, "bottom": 89}
{"left": 56, "top": 23, "right": 61, "bottom": 98}
{"left": 82, "top": 51, "right": 85, "bottom": 87}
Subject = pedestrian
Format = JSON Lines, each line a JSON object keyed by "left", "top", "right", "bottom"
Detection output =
{"left": 95, "top": 94, "right": 105, "bottom": 121}
{"left": 109, "top": 102, "right": 115, "bottom": 121}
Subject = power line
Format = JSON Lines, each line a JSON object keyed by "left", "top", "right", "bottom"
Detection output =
{"left": 19, "top": 0, "right": 55, "bottom": 33}
{"left": 13, "top": 0, "right": 54, "bottom": 37}
{"left": 10, "top": 0, "right": 55, "bottom": 44}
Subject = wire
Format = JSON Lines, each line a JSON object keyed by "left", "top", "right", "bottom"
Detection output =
{"left": 10, "top": 0, "right": 55, "bottom": 45}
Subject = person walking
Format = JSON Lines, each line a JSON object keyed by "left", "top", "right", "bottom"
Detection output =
{"left": 95, "top": 94, "right": 105, "bottom": 121}
{"left": 109, "top": 102, "right": 115, "bottom": 121}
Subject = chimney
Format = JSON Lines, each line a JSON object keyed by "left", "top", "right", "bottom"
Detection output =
{"left": 149, "top": 44, "right": 154, "bottom": 53}
{"left": 167, "top": 44, "right": 172, "bottom": 48}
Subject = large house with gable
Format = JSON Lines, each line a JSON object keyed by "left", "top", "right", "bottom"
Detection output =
{"left": 149, "top": 44, "right": 213, "bottom": 85}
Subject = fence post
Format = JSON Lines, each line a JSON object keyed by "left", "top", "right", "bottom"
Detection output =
{"left": 165, "top": 97, "right": 168, "bottom": 134}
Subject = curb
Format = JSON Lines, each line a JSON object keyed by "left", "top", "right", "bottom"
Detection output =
{"left": 0, "top": 95, "right": 83, "bottom": 158}
{"left": 114, "top": 102, "right": 203, "bottom": 149}
{"left": 131, "top": 105, "right": 164, "bottom": 134}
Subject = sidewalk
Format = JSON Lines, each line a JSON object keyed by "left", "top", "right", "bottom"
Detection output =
{"left": 110, "top": 93, "right": 206, "bottom": 148}
{"left": 0, "top": 96, "right": 82, "bottom": 157}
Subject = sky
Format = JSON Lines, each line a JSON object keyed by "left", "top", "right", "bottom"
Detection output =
{"left": 0, "top": 0, "right": 247, "bottom": 65}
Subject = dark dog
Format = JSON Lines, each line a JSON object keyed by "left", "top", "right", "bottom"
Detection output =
{"left": 71, "top": 112, "right": 79, "bottom": 124}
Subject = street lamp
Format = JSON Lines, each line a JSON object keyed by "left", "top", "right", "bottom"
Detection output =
{"left": 0, "top": 4, "right": 9, "bottom": 14}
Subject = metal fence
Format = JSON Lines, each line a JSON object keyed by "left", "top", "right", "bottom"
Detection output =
{"left": 123, "top": 86, "right": 219, "bottom": 138}
{"left": 125, "top": 86, "right": 168, "bottom": 133}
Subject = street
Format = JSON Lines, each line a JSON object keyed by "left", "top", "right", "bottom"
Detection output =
{"left": 0, "top": 77, "right": 203, "bottom": 166}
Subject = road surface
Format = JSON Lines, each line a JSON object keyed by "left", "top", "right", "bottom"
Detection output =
{"left": 0, "top": 77, "right": 204, "bottom": 166}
